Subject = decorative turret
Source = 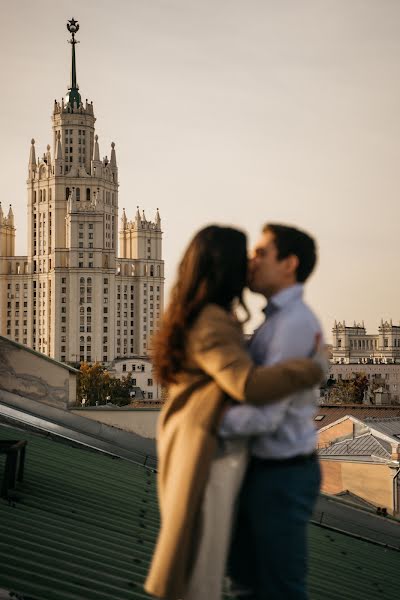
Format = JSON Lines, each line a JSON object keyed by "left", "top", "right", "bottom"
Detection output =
{"left": 119, "top": 206, "right": 163, "bottom": 260}
{"left": 93, "top": 135, "right": 100, "bottom": 161}
{"left": 0, "top": 203, "right": 15, "bottom": 257}
{"left": 120, "top": 208, "right": 127, "bottom": 230}
{"left": 28, "top": 139, "right": 36, "bottom": 178}
{"left": 46, "top": 144, "right": 52, "bottom": 166}
{"left": 7, "top": 205, "right": 14, "bottom": 227}
{"left": 135, "top": 206, "right": 141, "bottom": 227}
{"left": 110, "top": 142, "right": 117, "bottom": 167}
{"left": 155, "top": 208, "right": 161, "bottom": 230}
{"left": 91, "top": 134, "right": 102, "bottom": 177}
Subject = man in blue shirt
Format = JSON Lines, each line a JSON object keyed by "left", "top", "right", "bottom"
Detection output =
{"left": 220, "top": 224, "right": 323, "bottom": 600}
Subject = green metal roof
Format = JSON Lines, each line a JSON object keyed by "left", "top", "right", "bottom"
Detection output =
{"left": 0, "top": 424, "right": 399, "bottom": 600}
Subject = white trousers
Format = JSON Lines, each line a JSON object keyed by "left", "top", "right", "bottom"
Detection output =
{"left": 185, "top": 439, "right": 249, "bottom": 600}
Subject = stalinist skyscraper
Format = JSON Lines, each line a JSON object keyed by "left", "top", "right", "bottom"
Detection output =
{"left": 0, "top": 18, "right": 164, "bottom": 364}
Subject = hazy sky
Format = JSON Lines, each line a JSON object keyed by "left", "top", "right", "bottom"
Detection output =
{"left": 2, "top": 0, "right": 400, "bottom": 340}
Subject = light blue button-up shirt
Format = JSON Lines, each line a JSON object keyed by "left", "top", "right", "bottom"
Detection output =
{"left": 220, "top": 284, "right": 323, "bottom": 459}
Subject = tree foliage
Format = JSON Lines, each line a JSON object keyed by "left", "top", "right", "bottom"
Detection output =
{"left": 76, "top": 362, "right": 134, "bottom": 406}
{"left": 326, "top": 372, "right": 369, "bottom": 404}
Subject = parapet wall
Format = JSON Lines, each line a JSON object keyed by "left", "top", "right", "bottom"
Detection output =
{"left": 0, "top": 336, "right": 77, "bottom": 408}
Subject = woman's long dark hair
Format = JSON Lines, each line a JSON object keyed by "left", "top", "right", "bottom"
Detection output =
{"left": 152, "top": 225, "right": 249, "bottom": 385}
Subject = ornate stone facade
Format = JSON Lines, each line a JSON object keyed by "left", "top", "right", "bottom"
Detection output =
{"left": 332, "top": 320, "right": 400, "bottom": 365}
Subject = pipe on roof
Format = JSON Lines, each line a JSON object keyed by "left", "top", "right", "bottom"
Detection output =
{"left": 392, "top": 467, "right": 400, "bottom": 515}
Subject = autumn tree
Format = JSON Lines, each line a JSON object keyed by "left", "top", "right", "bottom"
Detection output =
{"left": 326, "top": 372, "right": 369, "bottom": 404}
{"left": 76, "top": 363, "right": 133, "bottom": 406}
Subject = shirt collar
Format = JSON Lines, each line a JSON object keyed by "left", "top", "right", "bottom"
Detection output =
{"left": 263, "top": 283, "right": 304, "bottom": 315}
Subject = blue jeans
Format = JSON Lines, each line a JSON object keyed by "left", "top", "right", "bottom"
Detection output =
{"left": 228, "top": 455, "right": 321, "bottom": 600}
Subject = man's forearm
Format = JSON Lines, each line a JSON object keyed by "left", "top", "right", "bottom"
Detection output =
{"left": 219, "top": 403, "right": 288, "bottom": 438}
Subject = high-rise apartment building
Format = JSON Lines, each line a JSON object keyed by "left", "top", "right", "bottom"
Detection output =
{"left": 0, "top": 19, "right": 164, "bottom": 364}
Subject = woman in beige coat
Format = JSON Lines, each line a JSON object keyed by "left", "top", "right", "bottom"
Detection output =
{"left": 144, "top": 226, "right": 326, "bottom": 600}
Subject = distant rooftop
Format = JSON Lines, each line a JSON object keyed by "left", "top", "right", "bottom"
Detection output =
{"left": 314, "top": 405, "right": 400, "bottom": 429}
{"left": 318, "top": 433, "right": 392, "bottom": 461}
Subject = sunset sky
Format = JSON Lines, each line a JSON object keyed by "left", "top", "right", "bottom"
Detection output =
{"left": 2, "top": 0, "right": 400, "bottom": 339}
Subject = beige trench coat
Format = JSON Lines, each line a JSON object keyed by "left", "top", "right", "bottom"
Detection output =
{"left": 144, "top": 304, "right": 322, "bottom": 600}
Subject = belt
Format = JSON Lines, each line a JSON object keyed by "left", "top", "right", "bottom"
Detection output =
{"left": 250, "top": 451, "right": 318, "bottom": 468}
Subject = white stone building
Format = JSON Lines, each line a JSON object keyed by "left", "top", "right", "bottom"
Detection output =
{"left": 109, "top": 357, "right": 161, "bottom": 400}
{"left": 329, "top": 319, "right": 400, "bottom": 404}
{"left": 0, "top": 19, "right": 164, "bottom": 365}
{"left": 332, "top": 320, "right": 400, "bottom": 364}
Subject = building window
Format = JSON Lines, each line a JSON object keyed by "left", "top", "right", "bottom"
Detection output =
{"left": 148, "top": 378, "right": 153, "bottom": 386}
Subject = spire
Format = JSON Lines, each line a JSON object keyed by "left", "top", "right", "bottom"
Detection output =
{"left": 93, "top": 135, "right": 100, "bottom": 161}
{"left": 29, "top": 138, "right": 36, "bottom": 168}
{"left": 55, "top": 131, "right": 62, "bottom": 159}
{"left": 7, "top": 204, "right": 14, "bottom": 227}
{"left": 110, "top": 142, "right": 117, "bottom": 167}
{"left": 155, "top": 208, "right": 161, "bottom": 229}
{"left": 65, "top": 18, "right": 81, "bottom": 107}
{"left": 121, "top": 207, "right": 127, "bottom": 229}
{"left": 46, "top": 144, "right": 52, "bottom": 166}
{"left": 135, "top": 206, "right": 141, "bottom": 227}
{"left": 142, "top": 209, "right": 146, "bottom": 222}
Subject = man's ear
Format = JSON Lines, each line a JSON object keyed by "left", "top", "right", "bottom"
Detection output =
{"left": 286, "top": 254, "right": 299, "bottom": 278}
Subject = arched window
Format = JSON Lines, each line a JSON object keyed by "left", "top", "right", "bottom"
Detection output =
{"left": 43, "top": 190, "right": 46, "bottom": 202}
{"left": 80, "top": 277, "right": 85, "bottom": 284}
{"left": 49, "top": 189, "right": 52, "bottom": 202}
{"left": 87, "top": 336, "right": 91, "bottom": 342}
{"left": 87, "top": 307, "right": 91, "bottom": 313}
{"left": 66, "top": 187, "right": 70, "bottom": 200}
{"left": 86, "top": 188, "right": 90, "bottom": 202}
{"left": 150, "top": 265, "right": 154, "bottom": 277}
{"left": 76, "top": 188, "right": 80, "bottom": 201}
{"left": 33, "top": 191, "right": 37, "bottom": 204}
{"left": 157, "top": 265, "right": 161, "bottom": 276}
{"left": 87, "top": 278, "right": 92, "bottom": 285}
{"left": 40, "top": 190, "right": 42, "bottom": 202}
{"left": 80, "top": 336, "right": 84, "bottom": 343}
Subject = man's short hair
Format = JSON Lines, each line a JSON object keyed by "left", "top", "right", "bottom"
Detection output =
{"left": 263, "top": 223, "right": 317, "bottom": 283}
